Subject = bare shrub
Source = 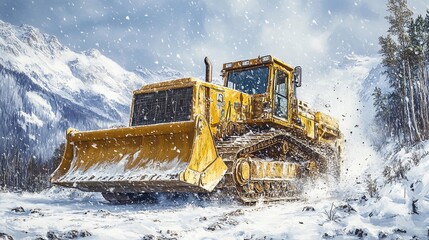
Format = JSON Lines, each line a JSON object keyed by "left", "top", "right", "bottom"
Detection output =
{"left": 324, "top": 203, "right": 341, "bottom": 222}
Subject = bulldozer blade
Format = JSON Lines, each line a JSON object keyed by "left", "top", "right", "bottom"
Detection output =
{"left": 51, "top": 116, "right": 228, "bottom": 193}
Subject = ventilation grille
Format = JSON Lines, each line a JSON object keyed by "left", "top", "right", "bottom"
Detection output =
{"left": 131, "top": 87, "right": 193, "bottom": 126}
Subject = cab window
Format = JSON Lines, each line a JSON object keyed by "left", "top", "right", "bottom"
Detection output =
{"left": 274, "top": 70, "right": 288, "bottom": 119}
{"left": 227, "top": 66, "right": 269, "bottom": 94}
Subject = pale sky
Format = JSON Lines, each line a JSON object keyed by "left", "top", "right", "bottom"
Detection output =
{"left": 1, "top": 0, "right": 428, "bottom": 77}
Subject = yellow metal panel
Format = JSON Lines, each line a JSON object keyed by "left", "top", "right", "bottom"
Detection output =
{"left": 299, "top": 117, "right": 315, "bottom": 139}
{"left": 180, "top": 116, "right": 228, "bottom": 191}
{"left": 315, "top": 112, "right": 339, "bottom": 130}
{"left": 265, "top": 162, "right": 273, "bottom": 178}
{"left": 52, "top": 118, "right": 227, "bottom": 192}
{"left": 135, "top": 77, "right": 197, "bottom": 93}
{"left": 274, "top": 162, "right": 283, "bottom": 178}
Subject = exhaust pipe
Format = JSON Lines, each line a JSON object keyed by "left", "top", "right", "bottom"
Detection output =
{"left": 204, "top": 56, "right": 212, "bottom": 83}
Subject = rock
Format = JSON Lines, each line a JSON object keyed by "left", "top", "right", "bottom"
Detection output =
{"left": 165, "top": 230, "right": 178, "bottom": 238}
{"left": 30, "top": 208, "right": 44, "bottom": 216}
{"left": 412, "top": 199, "right": 419, "bottom": 214}
{"left": 46, "top": 230, "right": 91, "bottom": 239}
{"left": 46, "top": 231, "right": 59, "bottom": 240}
{"left": 0, "top": 233, "right": 14, "bottom": 240}
{"left": 141, "top": 230, "right": 178, "bottom": 240}
{"left": 79, "top": 230, "right": 92, "bottom": 237}
{"left": 30, "top": 208, "right": 41, "bottom": 214}
{"left": 207, "top": 222, "right": 222, "bottom": 231}
{"left": 394, "top": 229, "right": 406, "bottom": 234}
{"left": 245, "top": 236, "right": 270, "bottom": 240}
{"left": 63, "top": 230, "right": 79, "bottom": 239}
{"left": 225, "top": 218, "right": 239, "bottom": 226}
{"left": 11, "top": 207, "right": 24, "bottom": 213}
{"left": 348, "top": 228, "right": 367, "bottom": 238}
{"left": 141, "top": 235, "right": 156, "bottom": 240}
{"left": 225, "top": 209, "right": 244, "bottom": 217}
{"left": 199, "top": 216, "right": 207, "bottom": 222}
{"left": 302, "top": 206, "right": 315, "bottom": 212}
{"left": 336, "top": 204, "right": 356, "bottom": 213}
{"left": 322, "top": 232, "right": 333, "bottom": 239}
{"left": 378, "top": 232, "right": 387, "bottom": 239}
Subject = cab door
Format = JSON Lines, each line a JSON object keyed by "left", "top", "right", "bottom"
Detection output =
{"left": 273, "top": 69, "right": 288, "bottom": 120}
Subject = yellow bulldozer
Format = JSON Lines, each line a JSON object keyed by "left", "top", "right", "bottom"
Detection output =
{"left": 51, "top": 55, "right": 343, "bottom": 203}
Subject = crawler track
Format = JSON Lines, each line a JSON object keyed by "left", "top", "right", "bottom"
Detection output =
{"left": 215, "top": 129, "right": 337, "bottom": 203}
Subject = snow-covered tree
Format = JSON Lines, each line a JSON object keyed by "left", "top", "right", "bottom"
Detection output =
{"left": 376, "top": 0, "right": 429, "bottom": 145}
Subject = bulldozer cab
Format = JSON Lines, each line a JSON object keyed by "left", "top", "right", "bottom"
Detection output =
{"left": 222, "top": 55, "right": 302, "bottom": 125}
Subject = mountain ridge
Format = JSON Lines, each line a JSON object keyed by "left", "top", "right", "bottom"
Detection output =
{"left": 0, "top": 20, "right": 182, "bottom": 160}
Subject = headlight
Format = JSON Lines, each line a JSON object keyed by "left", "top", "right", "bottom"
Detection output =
{"left": 225, "top": 63, "right": 233, "bottom": 68}
{"left": 261, "top": 55, "right": 271, "bottom": 62}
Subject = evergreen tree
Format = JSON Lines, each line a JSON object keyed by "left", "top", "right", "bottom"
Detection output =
{"left": 379, "top": 34, "right": 405, "bottom": 141}
{"left": 376, "top": 0, "right": 429, "bottom": 145}
{"left": 49, "top": 143, "right": 65, "bottom": 173}
{"left": 372, "top": 87, "right": 389, "bottom": 138}
{"left": 0, "top": 143, "right": 65, "bottom": 192}
{"left": 386, "top": 0, "right": 413, "bottom": 46}
{"left": 26, "top": 156, "right": 37, "bottom": 192}
{"left": 409, "top": 16, "right": 429, "bottom": 138}
{"left": 425, "top": 11, "right": 429, "bottom": 57}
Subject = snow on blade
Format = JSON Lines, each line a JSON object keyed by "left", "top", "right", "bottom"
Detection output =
{"left": 58, "top": 154, "right": 188, "bottom": 183}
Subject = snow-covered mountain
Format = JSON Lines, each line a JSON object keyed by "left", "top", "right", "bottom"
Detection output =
{"left": 134, "top": 66, "right": 184, "bottom": 84}
{"left": 0, "top": 20, "right": 165, "bottom": 160}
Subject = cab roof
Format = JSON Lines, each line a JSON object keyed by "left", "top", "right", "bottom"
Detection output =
{"left": 222, "top": 55, "right": 294, "bottom": 72}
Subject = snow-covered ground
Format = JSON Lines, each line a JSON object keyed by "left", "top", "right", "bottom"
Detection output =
{"left": 0, "top": 182, "right": 427, "bottom": 240}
